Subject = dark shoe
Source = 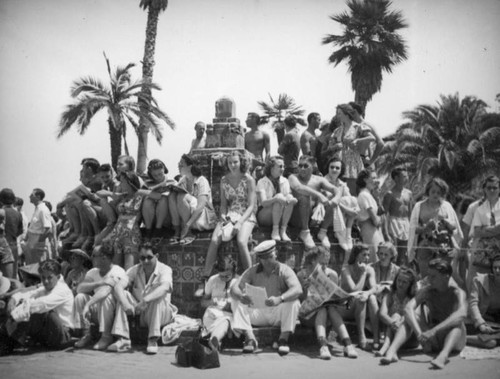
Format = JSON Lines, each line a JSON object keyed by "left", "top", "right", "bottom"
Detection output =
{"left": 242, "top": 339, "right": 258, "bottom": 354}
{"left": 210, "top": 336, "right": 220, "bottom": 352}
{"left": 277, "top": 339, "right": 290, "bottom": 356}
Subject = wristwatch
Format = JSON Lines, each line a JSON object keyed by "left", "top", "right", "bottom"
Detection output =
{"left": 280, "top": 295, "right": 285, "bottom": 303}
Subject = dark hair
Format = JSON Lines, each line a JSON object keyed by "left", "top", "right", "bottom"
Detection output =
{"left": 147, "top": 159, "right": 168, "bottom": 179}
{"left": 307, "top": 112, "right": 320, "bottom": 124}
{"left": 348, "top": 102, "right": 365, "bottom": 118}
{"left": 490, "top": 253, "right": 500, "bottom": 272}
{"left": 247, "top": 112, "right": 261, "bottom": 125}
{"left": 33, "top": 188, "right": 45, "bottom": 200}
{"left": 348, "top": 243, "right": 370, "bottom": 265}
{"left": 120, "top": 171, "right": 141, "bottom": 191}
{"left": 356, "top": 169, "right": 372, "bottom": 190}
{"left": 391, "top": 168, "right": 406, "bottom": 180}
{"left": 216, "top": 256, "right": 237, "bottom": 274}
{"left": 225, "top": 151, "right": 249, "bottom": 173}
{"left": 391, "top": 267, "right": 417, "bottom": 298}
{"left": 284, "top": 115, "right": 297, "bottom": 128}
{"left": 264, "top": 155, "right": 284, "bottom": 178}
{"left": 98, "top": 163, "right": 113, "bottom": 173}
{"left": 44, "top": 201, "right": 53, "bottom": 212}
{"left": 336, "top": 104, "right": 356, "bottom": 120}
{"left": 95, "top": 242, "right": 114, "bottom": 260}
{"left": 424, "top": 177, "right": 449, "bottom": 198}
{"left": 181, "top": 154, "right": 202, "bottom": 177}
{"left": 0, "top": 188, "right": 16, "bottom": 205}
{"left": 139, "top": 241, "right": 157, "bottom": 255}
{"left": 482, "top": 175, "right": 500, "bottom": 189}
{"left": 299, "top": 154, "right": 316, "bottom": 166}
{"left": 14, "top": 197, "right": 24, "bottom": 207}
{"left": 304, "top": 250, "right": 320, "bottom": 267}
{"left": 428, "top": 258, "right": 452, "bottom": 276}
{"left": 117, "top": 155, "right": 136, "bottom": 171}
{"left": 324, "top": 156, "right": 345, "bottom": 179}
{"left": 81, "top": 158, "right": 100, "bottom": 174}
{"left": 38, "top": 259, "right": 62, "bottom": 276}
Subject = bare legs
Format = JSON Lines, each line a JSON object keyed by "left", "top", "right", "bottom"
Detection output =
{"left": 257, "top": 194, "right": 297, "bottom": 241}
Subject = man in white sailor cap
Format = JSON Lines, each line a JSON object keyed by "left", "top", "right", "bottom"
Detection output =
{"left": 230, "top": 240, "right": 302, "bottom": 355}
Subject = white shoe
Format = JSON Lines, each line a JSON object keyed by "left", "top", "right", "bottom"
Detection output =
{"left": 344, "top": 344, "right": 358, "bottom": 359}
{"left": 146, "top": 338, "right": 158, "bottom": 354}
{"left": 319, "top": 345, "right": 332, "bottom": 360}
{"left": 107, "top": 338, "right": 131, "bottom": 352}
{"left": 317, "top": 229, "right": 331, "bottom": 249}
{"left": 280, "top": 227, "right": 291, "bottom": 242}
{"left": 299, "top": 230, "right": 315, "bottom": 250}
{"left": 271, "top": 227, "right": 281, "bottom": 241}
{"left": 335, "top": 231, "right": 349, "bottom": 251}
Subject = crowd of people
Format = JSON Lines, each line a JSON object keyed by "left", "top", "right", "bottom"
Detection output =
{"left": 0, "top": 102, "right": 499, "bottom": 370}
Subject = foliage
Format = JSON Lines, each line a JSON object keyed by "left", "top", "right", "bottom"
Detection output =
{"left": 58, "top": 52, "right": 173, "bottom": 169}
{"left": 257, "top": 93, "right": 305, "bottom": 144}
{"left": 376, "top": 93, "right": 500, "bottom": 200}
{"left": 322, "top": 0, "right": 408, "bottom": 110}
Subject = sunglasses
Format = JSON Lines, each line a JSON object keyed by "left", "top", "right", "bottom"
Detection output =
{"left": 91, "top": 254, "right": 103, "bottom": 259}
{"left": 486, "top": 186, "right": 499, "bottom": 191}
{"left": 298, "top": 164, "right": 310, "bottom": 169}
{"left": 140, "top": 255, "right": 155, "bottom": 262}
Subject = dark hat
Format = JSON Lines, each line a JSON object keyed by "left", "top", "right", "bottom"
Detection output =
{"left": 0, "top": 188, "right": 16, "bottom": 205}
{"left": 70, "top": 248, "right": 91, "bottom": 261}
{"left": 253, "top": 240, "right": 277, "bottom": 259}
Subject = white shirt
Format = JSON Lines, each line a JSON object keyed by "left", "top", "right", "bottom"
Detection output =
{"left": 471, "top": 199, "right": 500, "bottom": 229}
{"left": 27, "top": 202, "right": 52, "bottom": 234}
{"left": 357, "top": 188, "right": 378, "bottom": 222}
{"left": 85, "top": 264, "right": 129, "bottom": 291}
{"left": 126, "top": 261, "right": 173, "bottom": 302}
{"left": 256, "top": 176, "right": 291, "bottom": 206}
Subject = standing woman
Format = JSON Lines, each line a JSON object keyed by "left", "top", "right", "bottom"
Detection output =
{"left": 169, "top": 154, "right": 217, "bottom": 245}
{"left": 469, "top": 175, "right": 500, "bottom": 289}
{"left": 328, "top": 104, "right": 375, "bottom": 194}
{"left": 256, "top": 155, "right": 297, "bottom": 241}
{"left": 198, "top": 151, "right": 257, "bottom": 293}
{"left": 407, "top": 177, "right": 462, "bottom": 278}
{"left": 104, "top": 171, "right": 145, "bottom": 270}
{"left": 356, "top": 170, "right": 384, "bottom": 262}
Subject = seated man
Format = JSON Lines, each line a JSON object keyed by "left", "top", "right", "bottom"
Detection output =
{"left": 288, "top": 155, "right": 341, "bottom": 249}
{"left": 113, "top": 242, "right": 177, "bottom": 354}
{"left": 230, "top": 240, "right": 302, "bottom": 355}
{"left": 0, "top": 260, "right": 73, "bottom": 355}
{"left": 73, "top": 242, "right": 129, "bottom": 351}
{"left": 405, "top": 258, "right": 467, "bottom": 369}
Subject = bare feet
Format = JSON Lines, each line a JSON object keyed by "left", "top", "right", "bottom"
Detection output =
{"left": 430, "top": 357, "right": 449, "bottom": 369}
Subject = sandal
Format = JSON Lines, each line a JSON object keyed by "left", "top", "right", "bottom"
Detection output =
{"left": 169, "top": 236, "right": 180, "bottom": 244}
{"left": 179, "top": 235, "right": 196, "bottom": 246}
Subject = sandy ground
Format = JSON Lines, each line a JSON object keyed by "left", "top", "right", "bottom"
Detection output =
{"left": 1, "top": 343, "right": 499, "bottom": 379}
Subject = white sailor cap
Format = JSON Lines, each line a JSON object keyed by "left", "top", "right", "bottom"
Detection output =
{"left": 253, "top": 240, "right": 277, "bottom": 258}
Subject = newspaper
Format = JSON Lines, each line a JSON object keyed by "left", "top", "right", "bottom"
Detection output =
{"left": 245, "top": 283, "right": 268, "bottom": 308}
{"left": 299, "top": 265, "right": 357, "bottom": 319}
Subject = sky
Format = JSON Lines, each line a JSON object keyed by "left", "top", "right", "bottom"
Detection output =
{"left": 1, "top": 0, "right": 499, "bottom": 215}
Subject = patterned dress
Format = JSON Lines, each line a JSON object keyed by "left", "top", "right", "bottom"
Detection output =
{"left": 221, "top": 175, "right": 256, "bottom": 224}
{"left": 104, "top": 192, "right": 144, "bottom": 257}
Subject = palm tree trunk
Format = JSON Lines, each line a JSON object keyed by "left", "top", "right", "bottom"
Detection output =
{"left": 137, "top": 7, "right": 160, "bottom": 175}
{"left": 109, "top": 118, "right": 122, "bottom": 170}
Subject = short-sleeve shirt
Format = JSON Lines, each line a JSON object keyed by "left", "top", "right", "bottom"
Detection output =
{"left": 462, "top": 199, "right": 482, "bottom": 226}
{"left": 357, "top": 188, "right": 378, "bottom": 222}
{"left": 84, "top": 264, "right": 129, "bottom": 292}
{"left": 126, "top": 261, "right": 173, "bottom": 302}
{"left": 471, "top": 200, "right": 500, "bottom": 229}
{"left": 205, "top": 274, "right": 238, "bottom": 300}
{"left": 28, "top": 203, "right": 52, "bottom": 234}
{"left": 239, "top": 262, "right": 301, "bottom": 298}
{"left": 256, "top": 176, "right": 291, "bottom": 206}
{"left": 179, "top": 175, "right": 214, "bottom": 207}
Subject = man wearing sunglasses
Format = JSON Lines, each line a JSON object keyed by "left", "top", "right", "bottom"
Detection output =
{"left": 113, "top": 242, "right": 177, "bottom": 354}
{"left": 288, "top": 155, "right": 342, "bottom": 249}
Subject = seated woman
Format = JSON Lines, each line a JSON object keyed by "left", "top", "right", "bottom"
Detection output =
{"left": 0, "top": 260, "right": 73, "bottom": 354}
{"left": 467, "top": 253, "right": 500, "bottom": 349}
{"left": 141, "top": 159, "right": 173, "bottom": 240}
{"left": 322, "top": 157, "right": 359, "bottom": 257}
{"left": 377, "top": 267, "right": 418, "bottom": 362}
{"left": 65, "top": 248, "right": 92, "bottom": 295}
{"left": 104, "top": 171, "right": 145, "bottom": 270}
{"left": 197, "top": 151, "right": 257, "bottom": 295}
{"left": 407, "top": 177, "right": 462, "bottom": 278}
{"left": 297, "top": 247, "right": 358, "bottom": 360}
{"left": 169, "top": 154, "right": 217, "bottom": 245}
{"left": 256, "top": 155, "right": 297, "bottom": 241}
{"left": 371, "top": 242, "right": 400, "bottom": 297}
{"left": 339, "top": 243, "right": 380, "bottom": 351}
{"left": 201, "top": 257, "right": 239, "bottom": 351}
{"left": 356, "top": 169, "right": 384, "bottom": 262}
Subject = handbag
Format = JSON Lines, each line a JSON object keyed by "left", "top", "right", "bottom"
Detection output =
{"left": 191, "top": 330, "right": 220, "bottom": 369}
{"left": 175, "top": 339, "right": 194, "bottom": 367}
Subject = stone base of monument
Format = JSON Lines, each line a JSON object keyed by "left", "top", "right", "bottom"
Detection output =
{"left": 149, "top": 226, "right": 348, "bottom": 318}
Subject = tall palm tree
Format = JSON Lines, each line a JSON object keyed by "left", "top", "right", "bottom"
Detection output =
{"left": 322, "top": 0, "right": 408, "bottom": 111}
{"left": 376, "top": 94, "right": 500, "bottom": 200}
{"left": 137, "top": 0, "right": 172, "bottom": 174}
{"left": 58, "top": 53, "right": 172, "bottom": 169}
{"left": 258, "top": 93, "right": 306, "bottom": 145}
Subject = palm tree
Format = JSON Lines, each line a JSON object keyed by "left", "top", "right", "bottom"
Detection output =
{"left": 137, "top": 0, "right": 172, "bottom": 174}
{"left": 258, "top": 93, "right": 306, "bottom": 145}
{"left": 58, "top": 53, "right": 173, "bottom": 169}
{"left": 376, "top": 94, "right": 500, "bottom": 200}
{"left": 322, "top": 0, "right": 408, "bottom": 111}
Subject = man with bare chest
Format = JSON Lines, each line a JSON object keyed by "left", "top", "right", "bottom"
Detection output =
{"left": 244, "top": 113, "right": 270, "bottom": 163}
{"left": 383, "top": 168, "right": 413, "bottom": 265}
{"left": 288, "top": 156, "right": 340, "bottom": 249}
{"left": 405, "top": 259, "right": 467, "bottom": 370}
{"left": 300, "top": 112, "right": 320, "bottom": 157}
